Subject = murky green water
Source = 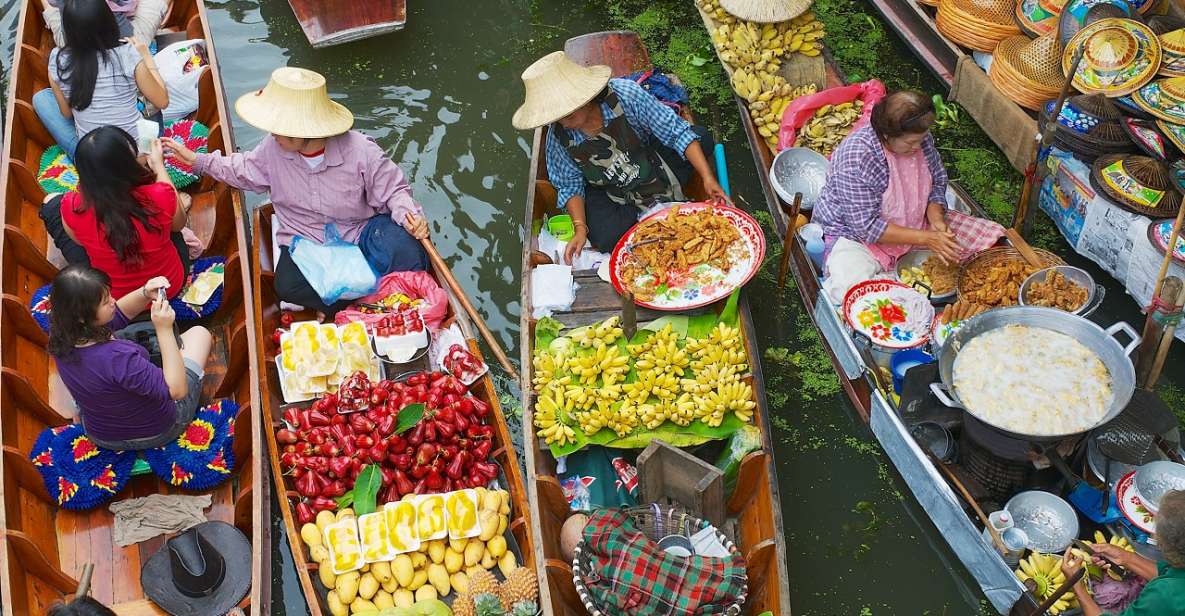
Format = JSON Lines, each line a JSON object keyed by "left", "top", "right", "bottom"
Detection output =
{"left": 14, "top": 0, "right": 1181, "bottom": 614}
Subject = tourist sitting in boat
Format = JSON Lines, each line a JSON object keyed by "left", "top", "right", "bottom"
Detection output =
{"left": 512, "top": 50, "right": 728, "bottom": 264}
{"left": 33, "top": 0, "right": 169, "bottom": 159}
{"left": 162, "top": 66, "right": 430, "bottom": 315}
{"left": 40, "top": 126, "right": 190, "bottom": 300}
{"left": 48, "top": 265, "right": 211, "bottom": 451}
{"left": 811, "top": 90, "right": 1004, "bottom": 304}
{"left": 1062, "top": 489, "right": 1185, "bottom": 615}
{"left": 42, "top": 0, "right": 169, "bottom": 52}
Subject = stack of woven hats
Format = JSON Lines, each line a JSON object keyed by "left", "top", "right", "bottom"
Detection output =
{"left": 990, "top": 32, "right": 1066, "bottom": 109}
{"left": 936, "top": 0, "right": 1021, "bottom": 52}
{"left": 1038, "top": 93, "right": 1135, "bottom": 160}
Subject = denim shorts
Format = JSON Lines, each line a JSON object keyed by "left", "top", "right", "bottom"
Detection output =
{"left": 85, "top": 358, "right": 205, "bottom": 451}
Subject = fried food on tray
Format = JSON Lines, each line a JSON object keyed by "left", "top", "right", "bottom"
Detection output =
{"left": 619, "top": 208, "right": 741, "bottom": 301}
{"left": 963, "top": 259, "right": 1037, "bottom": 307}
{"left": 941, "top": 299, "right": 989, "bottom": 324}
{"left": 1026, "top": 270, "right": 1088, "bottom": 312}
{"left": 922, "top": 256, "right": 958, "bottom": 295}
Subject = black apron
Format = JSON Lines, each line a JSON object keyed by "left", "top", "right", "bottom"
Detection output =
{"left": 553, "top": 90, "right": 686, "bottom": 208}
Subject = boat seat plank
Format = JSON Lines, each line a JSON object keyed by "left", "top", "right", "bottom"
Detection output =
{"left": 7, "top": 530, "right": 76, "bottom": 594}
{"left": 2, "top": 368, "right": 68, "bottom": 431}
{"left": 726, "top": 451, "right": 766, "bottom": 514}
{"left": 6, "top": 160, "right": 46, "bottom": 238}
{"left": 4, "top": 225, "right": 56, "bottom": 294}
{"left": 186, "top": 190, "right": 218, "bottom": 254}
{"left": 3, "top": 447, "right": 52, "bottom": 505}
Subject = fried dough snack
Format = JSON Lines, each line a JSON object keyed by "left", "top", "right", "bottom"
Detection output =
{"left": 921, "top": 255, "right": 958, "bottom": 295}
{"left": 941, "top": 299, "right": 989, "bottom": 324}
{"left": 620, "top": 208, "right": 741, "bottom": 300}
{"left": 963, "top": 259, "right": 1037, "bottom": 307}
{"left": 1025, "top": 270, "right": 1088, "bottom": 312}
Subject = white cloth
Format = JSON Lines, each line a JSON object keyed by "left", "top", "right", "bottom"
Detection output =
{"left": 531, "top": 264, "right": 577, "bottom": 318}
{"left": 821, "top": 237, "right": 884, "bottom": 305}
{"left": 110, "top": 493, "right": 211, "bottom": 547}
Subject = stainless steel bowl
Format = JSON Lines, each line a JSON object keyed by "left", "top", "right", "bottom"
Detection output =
{"left": 896, "top": 249, "right": 957, "bottom": 301}
{"left": 1005, "top": 490, "right": 1079, "bottom": 553}
{"left": 769, "top": 147, "right": 828, "bottom": 210}
{"left": 930, "top": 307, "right": 1140, "bottom": 441}
{"left": 1135, "top": 461, "right": 1185, "bottom": 514}
{"left": 1018, "top": 265, "right": 1105, "bottom": 317}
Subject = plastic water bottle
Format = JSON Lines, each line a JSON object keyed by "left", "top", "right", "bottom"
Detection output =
{"left": 982, "top": 510, "right": 1013, "bottom": 548}
{"left": 799, "top": 223, "right": 825, "bottom": 271}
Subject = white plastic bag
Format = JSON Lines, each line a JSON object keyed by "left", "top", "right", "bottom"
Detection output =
{"left": 290, "top": 224, "right": 378, "bottom": 305}
{"left": 154, "top": 39, "right": 208, "bottom": 122}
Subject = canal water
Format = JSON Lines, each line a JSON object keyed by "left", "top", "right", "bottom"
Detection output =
{"left": 16, "top": 0, "right": 1180, "bottom": 613}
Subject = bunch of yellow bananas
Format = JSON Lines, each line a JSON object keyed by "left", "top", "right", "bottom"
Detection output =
{"left": 566, "top": 343, "right": 630, "bottom": 386}
{"left": 748, "top": 83, "right": 818, "bottom": 150}
{"left": 1015, "top": 553, "right": 1078, "bottom": 615}
{"left": 534, "top": 384, "right": 577, "bottom": 446}
{"left": 572, "top": 316, "right": 623, "bottom": 349}
{"left": 1071, "top": 531, "right": 1135, "bottom": 582}
{"left": 531, "top": 350, "right": 569, "bottom": 393}
{"left": 573, "top": 398, "right": 639, "bottom": 438}
{"left": 682, "top": 323, "right": 756, "bottom": 424}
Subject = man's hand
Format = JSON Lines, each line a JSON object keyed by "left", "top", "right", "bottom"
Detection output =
{"left": 563, "top": 227, "right": 588, "bottom": 265}
{"left": 703, "top": 176, "right": 733, "bottom": 206}
{"left": 403, "top": 213, "right": 429, "bottom": 240}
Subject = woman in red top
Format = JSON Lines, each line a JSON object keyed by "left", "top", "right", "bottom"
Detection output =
{"left": 39, "top": 125, "right": 190, "bottom": 299}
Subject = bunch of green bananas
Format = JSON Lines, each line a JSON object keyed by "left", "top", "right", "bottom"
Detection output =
{"left": 1015, "top": 553, "right": 1079, "bottom": 615}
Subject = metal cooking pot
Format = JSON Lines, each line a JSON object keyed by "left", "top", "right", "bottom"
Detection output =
{"left": 895, "top": 249, "right": 957, "bottom": 301}
{"left": 1018, "top": 265, "right": 1105, "bottom": 317}
{"left": 769, "top": 147, "right": 828, "bottom": 209}
{"left": 930, "top": 307, "right": 1140, "bottom": 441}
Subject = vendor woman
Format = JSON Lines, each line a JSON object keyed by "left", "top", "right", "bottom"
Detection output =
{"left": 163, "top": 67, "right": 430, "bottom": 315}
{"left": 812, "top": 90, "right": 1004, "bottom": 303}
{"left": 513, "top": 51, "right": 729, "bottom": 265}
{"left": 1062, "top": 490, "right": 1185, "bottom": 615}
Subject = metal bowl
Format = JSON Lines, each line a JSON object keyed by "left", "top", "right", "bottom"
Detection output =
{"left": 1135, "top": 461, "right": 1185, "bottom": 514}
{"left": 769, "top": 147, "right": 829, "bottom": 210}
{"left": 1018, "top": 265, "right": 1105, "bottom": 317}
{"left": 1005, "top": 490, "right": 1080, "bottom": 554}
{"left": 895, "top": 249, "right": 957, "bottom": 301}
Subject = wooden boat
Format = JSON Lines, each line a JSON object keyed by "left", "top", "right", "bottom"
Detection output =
{"left": 249, "top": 204, "right": 534, "bottom": 615}
{"left": 288, "top": 0, "right": 407, "bottom": 49}
{"left": 690, "top": 9, "right": 1045, "bottom": 614}
{"left": 518, "top": 31, "right": 792, "bottom": 616}
{"left": 0, "top": 0, "right": 266, "bottom": 613}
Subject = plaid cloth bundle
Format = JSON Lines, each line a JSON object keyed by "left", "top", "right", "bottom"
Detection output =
{"left": 580, "top": 508, "right": 748, "bottom": 615}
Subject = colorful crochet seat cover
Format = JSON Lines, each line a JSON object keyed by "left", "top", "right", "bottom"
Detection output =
{"left": 161, "top": 119, "right": 209, "bottom": 188}
{"left": 29, "top": 424, "right": 136, "bottom": 511}
{"left": 143, "top": 399, "right": 237, "bottom": 490}
{"left": 27, "top": 257, "right": 225, "bottom": 333}
{"left": 37, "top": 145, "right": 78, "bottom": 194}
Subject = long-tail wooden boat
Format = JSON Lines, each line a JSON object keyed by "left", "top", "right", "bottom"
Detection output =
{"left": 249, "top": 203, "right": 534, "bottom": 615}
{"left": 0, "top": 0, "right": 266, "bottom": 613}
{"left": 288, "top": 0, "right": 407, "bottom": 49}
{"left": 518, "top": 31, "right": 792, "bottom": 616}
{"left": 690, "top": 8, "right": 1043, "bottom": 614}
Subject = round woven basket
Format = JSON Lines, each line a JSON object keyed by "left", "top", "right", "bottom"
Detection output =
{"left": 957, "top": 246, "right": 1066, "bottom": 304}
{"left": 571, "top": 506, "right": 748, "bottom": 616}
{"left": 937, "top": 0, "right": 1021, "bottom": 51}
{"left": 989, "top": 33, "right": 1066, "bottom": 110}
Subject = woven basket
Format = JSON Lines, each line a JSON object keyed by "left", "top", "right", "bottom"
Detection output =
{"left": 957, "top": 246, "right": 1065, "bottom": 305}
{"left": 937, "top": 0, "right": 1021, "bottom": 51}
{"left": 989, "top": 33, "right": 1066, "bottom": 110}
{"left": 571, "top": 505, "right": 747, "bottom": 616}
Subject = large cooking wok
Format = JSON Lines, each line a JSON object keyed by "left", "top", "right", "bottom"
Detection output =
{"left": 930, "top": 307, "right": 1140, "bottom": 441}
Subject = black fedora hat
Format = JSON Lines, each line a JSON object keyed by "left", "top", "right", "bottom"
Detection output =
{"left": 141, "top": 522, "right": 251, "bottom": 616}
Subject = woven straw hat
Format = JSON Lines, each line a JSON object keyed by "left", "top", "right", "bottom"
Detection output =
{"left": 234, "top": 67, "right": 354, "bottom": 139}
{"left": 936, "top": 0, "right": 1020, "bottom": 52}
{"left": 719, "top": 0, "right": 811, "bottom": 22}
{"left": 1089, "top": 153, "right": 1182, "bottom": 218}
{"left": 1157, "top": 119, "right": 1185, "bottom": 153}
{"left": 990, "top": 33, "right": 1066, "bottom": 110}
{"left": 1159, "top": 29, "right": 1185, "bottom": 76}
{"left": 1064, "top": 18, "right": 1162, "bottom": 97}
{"left": 1119, "top": 117, "right": 1170, "bottom": 160}
{"left": 1040, "top": 93, "right": 1135, "bottom": 160}
{"left": 1058, "top": 0, "right": 1131, "bottom": 49}
{"left": 1016, "top": 0, "right": 1059, "bottom": 38}
{"left": 1132, "top": 76, "right": 1185, "bottom": 123}
{"left": 512, "top": 51, "right": 612, "bottom": 130}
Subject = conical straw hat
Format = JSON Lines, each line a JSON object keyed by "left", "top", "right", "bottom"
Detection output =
{"left": 1159, "top": 28, "right": 1185, "bottom": 76}
{"left": 512, "top": 51, "right": 612, "bottom": 130}
{"left": 720, "top": 0, "right": 811, "bottom": 23}
{"left": 1064, "top": 18, "right": 1161, "bottom": 97}
{"left": 234, "top": 67, "right": 354, "bottom": 139}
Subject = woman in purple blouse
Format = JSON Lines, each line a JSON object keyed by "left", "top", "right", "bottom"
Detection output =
{"left": 49, "top": 265, "right": 212, "bottom": 450}
{"left": 811, "top": 90, "right": 1004, "bottom": 303}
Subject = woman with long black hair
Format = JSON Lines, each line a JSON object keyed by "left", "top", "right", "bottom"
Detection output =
{"left": 48, "top": 265, "right": 211, "bottom": 451}
{"left": 40, "top": 126, "right": 190, "bottom": 299}
{"left": 32, "top": 0, "right": 168, "bottom": 158}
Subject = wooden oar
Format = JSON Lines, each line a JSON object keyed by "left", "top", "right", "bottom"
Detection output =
{"left": 925, "top": 449, "right": 1007, "bottom": 555}
{"left": 1012, "top": 45, "right": 1086, "bottom": 234}
{"left": 1136, "top": 169, "right": 1185, "bottom": 387}
{"left": 419, "top": 238, "right": 519, "bottom": 380}
{"left": 777, "top": 192, "right": 803, "bottom": 290}
{"left": 1004, "top": 228, "right": 1044, "bottom": 269}
{"left": 1031, "top": 568, "right": 1085, "bottom": 615}
{"left": 74, "top": 563, "right": 94, "bottom": 598}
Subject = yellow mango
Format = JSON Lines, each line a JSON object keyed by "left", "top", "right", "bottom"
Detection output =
{"left": 444, "top": 548, "right": 464, "bottom": 574}
{"left": 392, "top": 554, "right": 414, "bottom": 587}
{"left": 319, "top": 565, "right": 338, "bottom": 589}
{"left": 300, "top": 523, "right": 323, "bottom": 547}
{"left": 327, "top": 590, "right": 348, "bottom": 616}
{"left": 358, "top": 573, "right": 379, "bottom": 600}
{"left": 415, "top": 585, "right": 439, "bottom": 602}
{"left": 450, "top": 571, "right": 470, "bottom": 595}
{"left": 393, "top": 589, "right": 415, "bottom": 609}
{"left": 477, "top": 511, "right": 499, "bottom": 542}
{"left": 480, "top": 550, "right": 496, "bottom": 570}
{"left": 335, "top": 571, "right": 360, "bottom": 604}
{"left": 410, "top": 552, "right": 428, "bottom": 569}
{"left": 427, "top": 562, "right": 451, "bottom": 596}
{"left": 496, "top": 515, "right": 508, "bottom": 537}
{"left": 409, "top": 569, "right": 428, "bottom": 591}
{"left": 309, "top": 545, "right": 330, "bottom": 563}
{"left": 370, "top": 561, "right": 392, "bottom": 584}
{"left": 336, "top": 508, "right": 355, "bottom": 521}
{"left": 463, "top": 541, "right": 484, "bottom": 567}
{"left": 381, "top": 576, "right": 398, "bottom": 593}
{"left": 427, "top": 540, "right": 446, "bottom": 564}
{"left": 481, "top": 490, "right": 501, "bottom": 512}
{"left": 316, "top": 510, "right": 337, "bottom": 531}
{"left": 498, "top": 551, "right": 517, "bottom": 577}
{"left": 448, "top": 537, "right": 468, "bottom": 553}
{"left": 349, "top": 598, "right": 376, "bottom": 614}
{"left": 373, "top": 589, "right": 394, "bottom": 610}
{"left": 487, "top": 536, "right": 507, "bottom": 559}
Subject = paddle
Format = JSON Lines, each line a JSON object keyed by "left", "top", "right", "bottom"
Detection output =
{"left": 419, "top": 237, "right": 519, "bottom": 381}
{"left": 777, "top": 192, "right": 803, "bottom": 290}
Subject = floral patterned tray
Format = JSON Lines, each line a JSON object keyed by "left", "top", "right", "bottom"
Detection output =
{"left": 842, "top": 279, "right": 934, "bottom": 349}
{"left": 1116, "top": 470, "right": 1157, "bottom": 534}
{"left": 1148, "top": 218, "right": 1185, "bottom": 264}
{"left": 609, "top": 202, "right": 765, "bottom": 311}
{"left": 930, "top": 310, "right": 966, "bottom": 350}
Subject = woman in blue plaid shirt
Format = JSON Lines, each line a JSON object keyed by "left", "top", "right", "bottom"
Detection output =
{"left": 514, "top": 51, "right": 730, "bottom": 264}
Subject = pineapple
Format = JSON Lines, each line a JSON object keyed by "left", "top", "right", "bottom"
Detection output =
{"left": 510, "top": 600, "right": 539, "bottom": 616}
{"left": 469, "top": 569, "right": 501, "bottom": 599}
{"left": 499, "top": 567, "right": 539, "bottom": 607}
{"left": 452, "top": 592, "right": 477, "bottom": 616}
{"left": 474, "top": 593, "right": 505, "bottom": 616}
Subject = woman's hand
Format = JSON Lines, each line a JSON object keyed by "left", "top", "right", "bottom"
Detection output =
{"left": 142, "top": 276, "right": 171, "bottom": 299}
{"left": 150, "top": 296, "right": 175, "bottom": 330}
{"left": 564, "top": 227, "right": 588, "bottom": 265}
{"left": 925, "top": 229, "right": 961, "bottom": 264}
{"left": 403, "top": 213, "right": 429, "bottom": 240}
{"left": 1061, "top": 547, "right": 1087, "bottom": 582}
{"left": 161, "top": 138, "right": 198, "bottom": 166}
{"left": 148, "top": 138, "right": 166, "bottom": 172}
{"left": 703, "top": 176, "right": 733, "bottom": 206}
{"left": 927, "top": 202, "right": 949, "bottom": 233}
{"left": 123, "top": 36, "right": 152, "bottom": 59}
